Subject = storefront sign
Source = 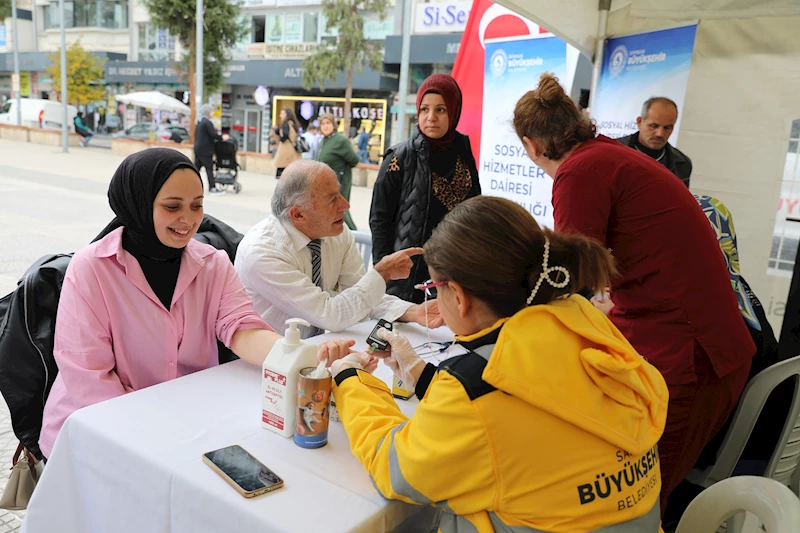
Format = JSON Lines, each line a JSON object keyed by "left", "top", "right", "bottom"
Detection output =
{"left": 384, "top": 34, "right": 464, "bottom": 64}
{"left": 247, "top": 42, "right": 318, "bottom": 59}
{"left": 414, "top": 0, "right": 472, "bottom": 34}
{"left": 274, "top": 95, "right": 388, "bottom": 157}
{"left": 242, "top": 0, "right": 276, "bottom": 6}
{"left": 106, "top": 63, "right": 181, "bottom": 83}
{"left": 316, "top": 102, "right": 385, "bottom": 121}
{"left": 19, "top": 72, "right": 30, "bottom": 96}
{"left": 106, "top": 59, "right": 395, "bottom": 92}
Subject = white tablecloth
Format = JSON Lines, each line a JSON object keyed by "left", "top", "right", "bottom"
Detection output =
{"left": 22, "top": 321, "right": 461, "bottom": 533}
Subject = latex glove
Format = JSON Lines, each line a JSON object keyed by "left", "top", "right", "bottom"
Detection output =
{"left": 330, "top": 352, "right": 378, "bottom": 378}
{"left": 376, "top": 328, "right": 425, "bottom": 388}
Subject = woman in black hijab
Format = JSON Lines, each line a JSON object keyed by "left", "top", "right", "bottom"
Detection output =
{"left": 95, "top": 148, "right": 205, "bottom": 309}
{"left": 40, "top": 149, "right": 286, "bottom": 460}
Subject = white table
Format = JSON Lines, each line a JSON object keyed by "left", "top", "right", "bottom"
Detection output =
{"left": 22, "top": 321, "right": 461, "bottom": 533}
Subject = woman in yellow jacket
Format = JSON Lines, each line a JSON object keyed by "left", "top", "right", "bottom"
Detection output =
{"left": 325, "top": 196, "right": 669, "bottom": 533}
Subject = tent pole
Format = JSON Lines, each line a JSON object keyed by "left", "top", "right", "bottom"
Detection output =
{"left": 588, "top": 0, "right": 611, "bottom": 113}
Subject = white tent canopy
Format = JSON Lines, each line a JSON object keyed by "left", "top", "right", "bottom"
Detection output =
{"left": 494, "top": 0, "right": 800, "bottom": 334}
{"left": 115, "top": 91, "right": 191, "bottom": 115}
{"left": 495, "top": 0, "right": 800, "bottom": 58}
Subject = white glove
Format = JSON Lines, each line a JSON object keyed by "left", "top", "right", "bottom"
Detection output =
{"left": 377, "top": 328, "right": 426, "bottom": 388}
{"left": 330, "top": 352, "right": 377, "bottom": 378}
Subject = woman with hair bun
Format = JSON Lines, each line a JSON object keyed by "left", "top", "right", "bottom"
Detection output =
{"left": 512, "top": 73, "right": 755, "bottom": 513}
{"left": 320, "top": 196, "right": 669, "bottom": 532}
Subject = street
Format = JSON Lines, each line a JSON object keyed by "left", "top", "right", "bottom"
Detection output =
{"left": 0, "top": 138, "right": 376, "bottom": 530}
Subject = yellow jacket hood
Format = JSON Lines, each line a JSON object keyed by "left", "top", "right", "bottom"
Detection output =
{"left": 474, "top": 295, "right": 668, "bottom": 455}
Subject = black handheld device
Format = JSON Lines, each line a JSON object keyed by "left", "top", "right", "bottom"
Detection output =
{"left": 366, "top": 319, "right": 393, "bottom": 352}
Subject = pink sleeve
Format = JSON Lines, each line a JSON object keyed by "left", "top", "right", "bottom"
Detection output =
{"left": 215, "top": 253, "right": 272, "bottom": 347}
{"left": 53, "top": 257, "right": 129, "bottom": 409}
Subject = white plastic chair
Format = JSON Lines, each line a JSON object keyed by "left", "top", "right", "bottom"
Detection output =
{"left": 676, "top": 476, "right": 800, "bottom": 533}
{"left": 352, "top": 231, "right": 373, "bottom": 272}
{"left": 687, "top": 356, "right": 800, "bottom": 495}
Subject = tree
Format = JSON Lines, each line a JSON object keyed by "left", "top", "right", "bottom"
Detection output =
{"left": 0, "top": 0, "right": 10, "bottom": 21}
{"left": 46, "top": 41, "right": 107, "bottom": 107}
{"left": 302, "top": 0, "right": 389, "bottom": 135}
{"left": 142, "top": 0, "right": 247, "bottom": 142}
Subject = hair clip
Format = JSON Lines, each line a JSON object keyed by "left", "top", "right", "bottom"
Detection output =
{"left": 527, "top": 237, "right": 571, "bottom": 305}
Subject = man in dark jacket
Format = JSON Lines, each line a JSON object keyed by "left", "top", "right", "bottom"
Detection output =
{"left": 617, "top": 97, "right": 692, "bottom": 188}
{"left": 194, "top": 104, "right": 224, "bottom": 195}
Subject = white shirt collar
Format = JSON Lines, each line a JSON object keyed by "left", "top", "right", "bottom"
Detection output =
{"left": 280, "top": 218, "right": 315, "bottom": 253}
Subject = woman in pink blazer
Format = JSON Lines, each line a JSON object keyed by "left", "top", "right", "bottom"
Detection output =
{"left": 40, "top": 149, "right": 282, "bottom": 459}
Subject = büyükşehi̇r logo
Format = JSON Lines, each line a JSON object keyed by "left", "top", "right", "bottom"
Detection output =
{"left": 490, "top": 49, "right": 508, "bottom": 77}
{"left": 609, "top": 44, "right": 629, "bottom": 76}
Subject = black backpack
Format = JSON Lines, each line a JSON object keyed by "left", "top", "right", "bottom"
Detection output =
{"left": 0, "top": 254, "right": 72, "bottom": 461}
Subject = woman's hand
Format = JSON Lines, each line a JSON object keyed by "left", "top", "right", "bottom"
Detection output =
{"left": 329, "top": 352, "right": 379, "bottom": 377}
{"left": 402, "top": 299, "right": 444, "bottom": 328}
{"left": 317, "top": 338, "right": 356, "bottom": 367}
{"left": 590, "top": 288, "right": 615, "bottom": 316}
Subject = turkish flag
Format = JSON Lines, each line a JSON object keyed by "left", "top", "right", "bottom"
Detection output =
{"left": 452, "top": 0, "right": 546, "bottom": 165}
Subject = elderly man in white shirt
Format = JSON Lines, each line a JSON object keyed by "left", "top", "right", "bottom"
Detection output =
{"left": 235, "top": 159, "right": 442, "bottom": 338}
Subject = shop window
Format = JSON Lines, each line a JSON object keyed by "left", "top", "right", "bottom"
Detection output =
{"left": 100, "top": 1, "right": 127, "bottom": 29}
{"left": 252, "top": 15, "right": 265, "bottom": 43}
{"left": 769, "top": 118, "right": 800, "bottom": 276}
{"left": 42, "top": 5, "right": 57, "bottom": 29}
{"left": 267, "top": 14, "right": 284, "bottom": 43}
{"left": 284, "top": 13, "right": 302, "bottom": 43}
{"left": 138, "top": 24, "right": 176, "bottom": 62}
{"left": 261, "top": 12, "right": 320, "bottom": 44}
{"left": 43, "top": 0, "right": 127, "bottom": 29}
{"left": 73, "top": 0, "right": 92, "bottom": 27}
{"left": 303, "top": 12, "right": 319, "bottom": 43}
{"left": 320, "top": 13, "right": 393, "bottom": 41}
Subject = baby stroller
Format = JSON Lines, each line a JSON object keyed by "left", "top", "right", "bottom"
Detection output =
{"left": 213, "top": 140, "right": 242, "bottom": 194}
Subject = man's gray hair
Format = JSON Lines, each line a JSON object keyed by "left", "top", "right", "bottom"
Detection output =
{"left": 199, "top": 104, "right": 213, "bottom": 119}
{"left": 641, "top": 97, "right": 679, "bottom": 119}
{"left": 271, "top": 160, "right": 331, "bottom": 221}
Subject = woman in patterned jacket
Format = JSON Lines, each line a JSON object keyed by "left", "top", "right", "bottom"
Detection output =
{"left": 369, "top": 74, "right": 480, "bottom": 304}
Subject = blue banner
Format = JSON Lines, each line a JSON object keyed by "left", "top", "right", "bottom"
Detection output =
{"left": 480, "top": 36, "right": 567, "bottom": 228}
{"left": 593, "top": 24, "right": 698, "bottom": 143}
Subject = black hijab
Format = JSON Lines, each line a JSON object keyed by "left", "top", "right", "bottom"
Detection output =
{"left": 95, "top": 148, "right": 202, "bottom": 259}
{"left": 94, "top": 149, "right": 202, "bottom": 310}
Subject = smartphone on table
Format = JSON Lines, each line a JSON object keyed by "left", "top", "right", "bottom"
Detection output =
{"left": 202, "top": 444, "right": 284, "bottom": 498}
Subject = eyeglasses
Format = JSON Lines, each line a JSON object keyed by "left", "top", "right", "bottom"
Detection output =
{"left": 414, "top": 279, "right": 447, "bottom": 299}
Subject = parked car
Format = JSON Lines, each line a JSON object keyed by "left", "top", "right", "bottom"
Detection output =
{"left": 113, "top": 123, "right": 190, "bottom": 143}
{"left": 102, "top": 114, "right": 122, "bottom": 134}
{"left": 0, "top": 98, "right": 77, "bottom": 131}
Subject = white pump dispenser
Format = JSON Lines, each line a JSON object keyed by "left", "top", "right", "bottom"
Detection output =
{"left": 261, "top": 318, "right": 320, "bottom": 437}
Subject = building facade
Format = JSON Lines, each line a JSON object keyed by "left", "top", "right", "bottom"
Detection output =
{"left": 1, "top": 0, "right": 475, "bottom": 150}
